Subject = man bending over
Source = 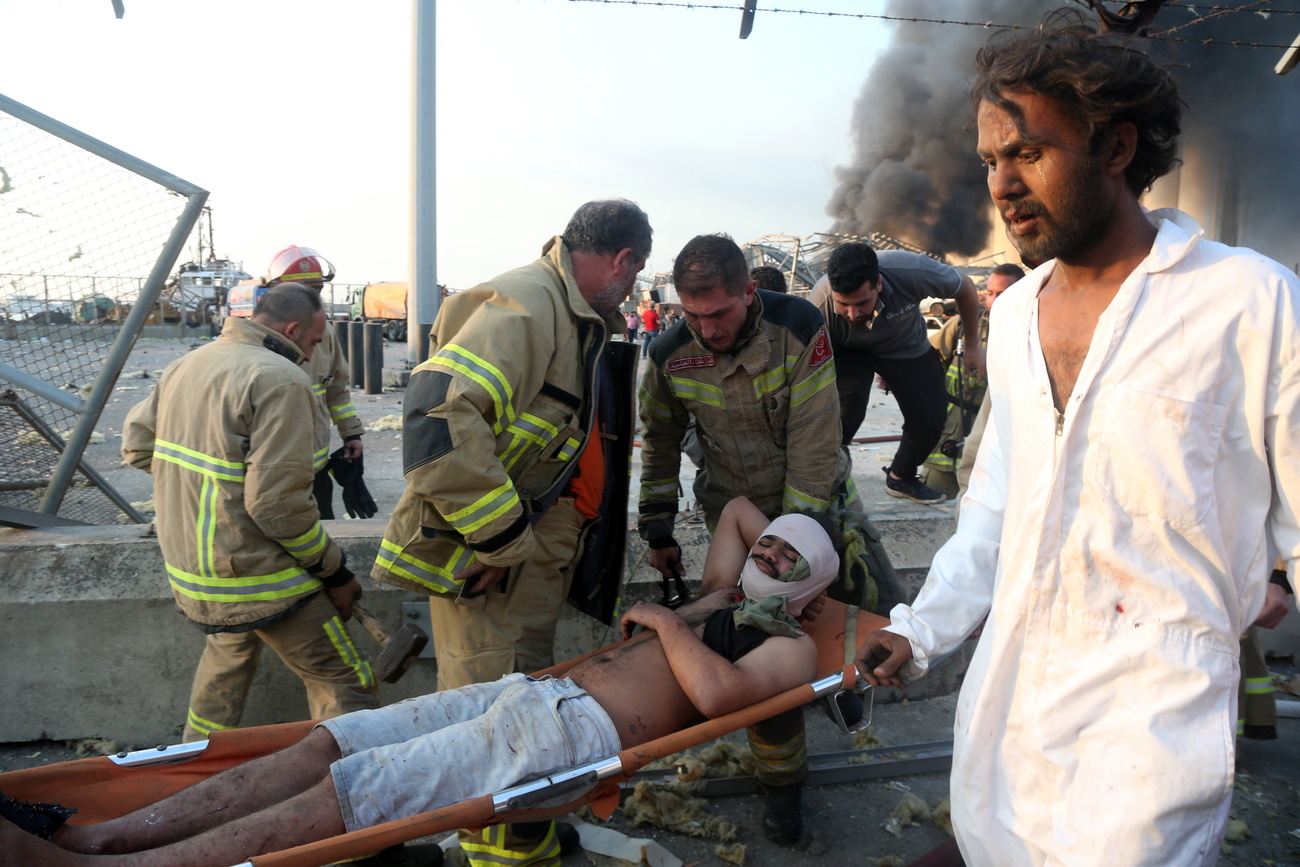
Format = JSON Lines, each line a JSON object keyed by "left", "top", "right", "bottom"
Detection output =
{"left": 0, "top": 499, "right": 837, "bottom": 867}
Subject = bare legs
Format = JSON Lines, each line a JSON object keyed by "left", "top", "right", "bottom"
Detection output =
{"left": 0, "top": 726, "right": 347, "bottom": 867}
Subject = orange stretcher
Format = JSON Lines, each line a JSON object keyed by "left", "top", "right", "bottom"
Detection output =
{"left": 0, "top": 600, "right": 886, "bottom": 867}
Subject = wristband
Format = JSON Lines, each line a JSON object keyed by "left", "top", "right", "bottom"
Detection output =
{"left": 1269, "top": 568, "right": 1293, "bottom": 595}
{"left": 648, "top": 535, "right": 680, "bottom": 551}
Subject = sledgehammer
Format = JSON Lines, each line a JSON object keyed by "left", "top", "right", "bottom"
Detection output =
{"left": 352, "top": 604, "right": 429, "bottom": 684}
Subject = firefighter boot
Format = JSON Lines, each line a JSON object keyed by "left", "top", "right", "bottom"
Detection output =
{"left": 761, "top": 781, "right": 805, "bottom": 847}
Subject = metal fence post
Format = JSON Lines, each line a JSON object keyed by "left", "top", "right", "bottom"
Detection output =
{"left": 364, "top": 321, "right": 384, "bottom": 395}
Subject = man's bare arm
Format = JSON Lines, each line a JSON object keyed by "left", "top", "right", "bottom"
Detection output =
{"left": 620, "top": 601, "right": 817, "bottom": 718}
{"left": 699, "top": 497, "right": 772, "bottom": 594}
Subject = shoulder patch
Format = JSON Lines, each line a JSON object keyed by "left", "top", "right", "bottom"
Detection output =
{"left": 809, "top": 329, "right": 832, "bottom": 368}
{"left": 666, "top": 354, "right": 716, "bottom": 373}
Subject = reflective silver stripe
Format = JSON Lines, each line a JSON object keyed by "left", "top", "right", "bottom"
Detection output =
{"left": 155, "top": 440, "right": 246, "bottom": 482}
{"left": 166, "top": 563, "right": 318, "bottom": 601}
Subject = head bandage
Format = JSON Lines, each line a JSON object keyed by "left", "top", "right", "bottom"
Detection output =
{"left": 738, "top": 514, "right": 838, "bottom": 616}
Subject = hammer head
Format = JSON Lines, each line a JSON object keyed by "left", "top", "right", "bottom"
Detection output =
{"left": 373, "top": 622, "right": 429, "bottom": 684}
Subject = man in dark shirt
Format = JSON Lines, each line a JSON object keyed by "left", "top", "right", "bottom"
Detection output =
{"left": 810, "top": 243, "right": 983, "bottom": 503}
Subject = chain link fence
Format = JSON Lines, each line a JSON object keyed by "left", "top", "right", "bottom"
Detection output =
{"left": 0, "top": 93, "right": 207, "bottom": 525}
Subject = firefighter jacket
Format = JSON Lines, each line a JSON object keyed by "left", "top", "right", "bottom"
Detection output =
{"left": 304, "top": 324, "right": 363, "bottom": 472}
{"left": 122, "top": 316, "right": 346, "bottom": 628}
{"left": 373, "top": 237, "right": 618, "bottom": 598}
{"left": 923, "top": 312, "right": 990, "bottom": 473}
{"left": 638, "top": 290, "right": 849, "bottom": 542}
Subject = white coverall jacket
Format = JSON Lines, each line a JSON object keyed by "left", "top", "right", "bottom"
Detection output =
{"left": 885, "top": 209, "right": 1300, "bottom": 866}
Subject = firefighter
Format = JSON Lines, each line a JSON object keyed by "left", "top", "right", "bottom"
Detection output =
{"left": 637, "top": 233, "right": 853, "bottom": 846}
{"left": 373, "top": 199, "right": 649, "bottom": 867}
{"left": 122, "top": 283, "right": 378, "bottom": 742}
{"left": 261, "top": 246, "right": 372, "bottom": 519}
{"left": 919, "top": 263, "right": 1024, "bottom": 499}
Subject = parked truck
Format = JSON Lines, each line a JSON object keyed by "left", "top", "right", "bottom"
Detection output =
{"left": 350, "top": 282, "right": 449, "bottom": 342}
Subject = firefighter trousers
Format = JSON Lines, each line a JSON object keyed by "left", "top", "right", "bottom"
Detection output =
{"left": 182, "top": 592, "right": 378, "bottom": 742}
{"left": 1238, "top": 626, "right": 1276, "bottom": 734}
{"left": 428, "top": 498, "right": 586, "bottom": 691}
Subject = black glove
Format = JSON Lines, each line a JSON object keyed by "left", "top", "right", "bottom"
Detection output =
{"left": 327, "top": 448, "right": 378, "bottom": 519}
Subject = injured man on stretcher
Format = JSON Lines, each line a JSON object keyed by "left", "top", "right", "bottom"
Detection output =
{"left": 1, "top": 497, "right": 840, "bottom": 867}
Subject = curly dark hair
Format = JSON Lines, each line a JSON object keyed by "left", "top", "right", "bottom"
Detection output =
{"left": 673, "top": 234, "right": 749, "bottom": 298}
{"left": 971, "top": 10, "right": 1182, "bottom": 195}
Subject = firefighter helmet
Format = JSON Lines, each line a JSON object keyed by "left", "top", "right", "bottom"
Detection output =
{"left": 262, "top": 245, "right": 335, "bottom": 287}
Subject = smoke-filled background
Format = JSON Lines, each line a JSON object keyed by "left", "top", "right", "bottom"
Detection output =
{"left": 826, "top": 0, "right": 1300, "bottom": 271}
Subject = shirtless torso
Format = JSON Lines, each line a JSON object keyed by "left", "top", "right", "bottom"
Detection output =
{"left": 571, "top": 589, "right": 816, "bottom": 749}
{"left": 1037, "top": 271, "right": 1120, "bottom": 414}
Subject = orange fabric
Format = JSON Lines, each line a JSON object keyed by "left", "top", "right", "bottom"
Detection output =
{"left": 1, "top": 721, "right": 314, "bottom": 826}
{"left": 567, "top": 416, "right": 605, "bottom": 520}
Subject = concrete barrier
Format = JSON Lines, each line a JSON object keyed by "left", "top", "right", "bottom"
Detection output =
{"left": 0, "top": 510, "right": 964, "bottom": 746}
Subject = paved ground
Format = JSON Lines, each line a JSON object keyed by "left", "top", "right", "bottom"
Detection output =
{"left": 4, "top": 334, "right": 1300, "bottom": 865}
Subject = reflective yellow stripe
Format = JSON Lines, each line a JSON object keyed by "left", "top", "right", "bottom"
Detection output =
{"left": 166, "top": 562, "right": 319, "bottom": 602}
{"left": 783, "top": 484, "right": 828, "bottom": 513}
{"left": 638, "top": 384, "right": 679, "bottom": 423}
{"left": 197, "top": 476, "right": 219, "bottom": 578}
{"left": 282, "top": 522, "right": 329, "bottom": 559}
{"left": 791, "top": 360, "right": 836, "bottom": 408}
{"left": 1245, "top": 677, "right": 1274, "bottom": 695}
{"left": 312, "top": 383, "right": 328, "bottom": 396}
{"left": 926, "top": 449, "right": 955, "bottom": 470}
{"left": 329, "top": 402, "right": 358, "bottom": 422}
{"left": 428, "top": 345, "right": 515, "bottom": 434}
{"left": 667, "top": 375, "right": 725, "bottom": 409}
{"left": 555, "top": 437, "right": 581, "bottom": 462}
{"left": 461, "top": 822, "right": 560, "bottom": 867}
{"left": 187, "top": 708, "right": 237, "bottom": 735}
{"left": 444, "top": 482, "right": 520, "bottom": 534}
{"left": 753, "top": 367, "right": 785, "bottom": 399}
{"left": 323, "top": 616, "right": 375, "bottom": 690}
{"left": 155, "top": 439, "right": 246, "bottom": 482}
{"left": 313, "top": 446, "right": 330, "bottom": 471}
{"left": 507, "top": 412, "right": 559, "bottom": 448}
{"left": 640, "top": 478, "right": 677, "bottom": 500}
{"left": 376, "top": 538, "right": 471, "bottom": 594}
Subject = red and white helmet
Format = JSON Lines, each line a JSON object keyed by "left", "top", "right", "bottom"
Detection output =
{"left": 262, "top": 245, "right": 335, "bottom": 287}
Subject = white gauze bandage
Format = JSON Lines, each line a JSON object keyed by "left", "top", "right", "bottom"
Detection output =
{"left": 737, "top": 514, "right": 838, "bottom": 616}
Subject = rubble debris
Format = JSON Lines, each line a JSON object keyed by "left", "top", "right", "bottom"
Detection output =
{"left": 931, "top": 798, "right": 954, "bottom": 837}
{"left": 869, "top": 857, "right": 906, "bottom": 867}
{"left": 714, "top": 842, "right": 746, "bottom": 865}
{"left": 621, "top": 780, "right": 738, "bottom": 842}
{"left": 883, "top": 791, "right": 931, "bottom": 838}
{"left": 65, "top": 737, "right": 121, "bottom": 757}
{"left": 370, "top": 414, "right": 404, "bottom": 431}
{"left": 1223, "top": 817, "right": 1250, "bottom": 842}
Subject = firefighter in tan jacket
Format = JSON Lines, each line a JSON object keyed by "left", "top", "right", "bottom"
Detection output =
{"left": 373, "top": 201, "right": 650, "bottom": 691}
{"left": 123, "top": 284, "right": 377, "bottom": 742}
{"left": 373, "top": 200, "right": 649, "bottom": 867}
{"left": 259, "top": 245, "right": 367, "bottom": 518}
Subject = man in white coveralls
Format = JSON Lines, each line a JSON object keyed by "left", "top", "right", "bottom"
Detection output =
{"left": 857, "top": 13, "right": 1300, "bottom": 867}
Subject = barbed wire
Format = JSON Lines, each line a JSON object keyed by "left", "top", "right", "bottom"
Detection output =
{"left": 561, "top": 0, "right": 1300, "bottom": 48}
{"left": 1161, "top": 0, "right": 1270, "bottom": 33}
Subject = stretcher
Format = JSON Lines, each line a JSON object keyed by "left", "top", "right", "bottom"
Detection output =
{"left": 0, "top": 599, "right": 886, "bottom": 867}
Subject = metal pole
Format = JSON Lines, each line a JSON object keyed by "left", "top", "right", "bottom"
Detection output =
{"left": 349, "top": 320, "right": 365, "bottom": 388}
{"left": 409, "top": 0, "right": 440, "bottom": 368}
{"left": 334, "top": 319, "right": 350, "bottom": 369}
{"left": 42, "top": 190, "right": 208, "bottom": 514}
{"left": 364, "top": 322, "right": 385, "bottom": 395}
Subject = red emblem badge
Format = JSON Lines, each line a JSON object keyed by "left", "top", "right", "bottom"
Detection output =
{"left": 809, "top": 329, "right": 831, "bottom": 368}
